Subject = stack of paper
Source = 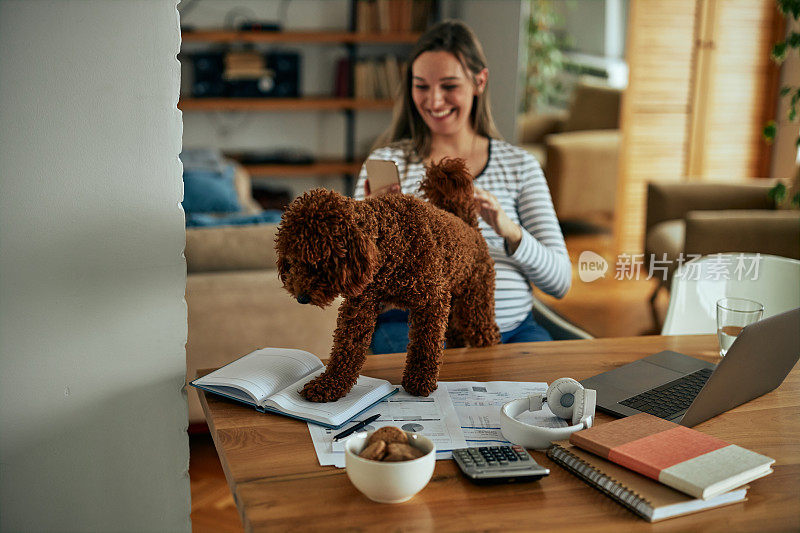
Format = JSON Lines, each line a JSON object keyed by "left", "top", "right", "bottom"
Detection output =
{"left": 308, "top": 381, "right": 564, "bottom": 468}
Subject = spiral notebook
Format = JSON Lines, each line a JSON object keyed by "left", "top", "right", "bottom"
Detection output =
{"left": 546, "top": 441, "right": 748, "bottom": 522}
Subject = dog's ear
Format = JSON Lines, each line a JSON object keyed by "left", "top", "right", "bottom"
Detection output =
{"left": 336, "top": 226, "right": 378, "bottom": 298}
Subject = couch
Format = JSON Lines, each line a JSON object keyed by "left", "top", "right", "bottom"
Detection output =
{"left": 184, "top": 166, "right": 340, "bottom": 425}
{"left": 643, "top": 179, "right": 800, "bottom": 325}
{"left": 517, "top": 81, "right": 622, "bottom": 222}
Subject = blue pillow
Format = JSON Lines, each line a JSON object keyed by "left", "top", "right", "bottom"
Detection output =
{"left": 182, "top": 164, "right": 241, "bottom": 214}
{"left": 186, "top": 210, "right": 283, "bottom": 228}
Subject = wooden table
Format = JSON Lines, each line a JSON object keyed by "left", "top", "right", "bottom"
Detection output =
{"left": 198, "top": 335, "right": 800, "bottom": 532}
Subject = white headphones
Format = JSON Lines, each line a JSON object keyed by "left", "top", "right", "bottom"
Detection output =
{"left": 500, "top": 378, "right": 596, "bottom": 450}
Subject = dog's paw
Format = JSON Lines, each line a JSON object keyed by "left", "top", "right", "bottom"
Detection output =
{"left": 401, "top": 376, "right": 438, "bottom": 397}
{"left": 300, "top": 374, "right": 348, "bottom": 403}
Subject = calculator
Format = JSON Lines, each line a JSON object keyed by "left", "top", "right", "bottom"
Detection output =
{"left": 452, "top": 445, "right": 550, "bottom": 484}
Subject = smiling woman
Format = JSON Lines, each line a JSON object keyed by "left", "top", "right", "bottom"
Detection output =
{"left": 355, "top": 20, "right": 572, "bottom": 355}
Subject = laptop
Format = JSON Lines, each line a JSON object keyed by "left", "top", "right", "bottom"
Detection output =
{"left": 581, "top": 308, "right": 800, "bottom": 427}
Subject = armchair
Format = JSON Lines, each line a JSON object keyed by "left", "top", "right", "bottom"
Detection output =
{"left": 644, "top": 180, "right": 800, "bottom": 325}
{"left": 518, "top": 81, "right": 622, "bottom": 221}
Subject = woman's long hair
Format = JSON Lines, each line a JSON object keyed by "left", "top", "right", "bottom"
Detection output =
{"left": 374, "top": 20, "right": 502, "bottom": 159}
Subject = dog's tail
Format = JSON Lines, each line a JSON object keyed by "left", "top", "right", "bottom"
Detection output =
{"left": 418, "top": 157, "right": 478, "bottom": 228}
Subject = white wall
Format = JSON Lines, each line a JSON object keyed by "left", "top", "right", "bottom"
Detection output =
{"left": 0, "top": 2, "right": 190, "bottom": 531}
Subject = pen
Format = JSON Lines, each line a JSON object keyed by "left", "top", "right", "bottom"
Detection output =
{"left": 333, "top": 413, "right": 381, "bottom": 441}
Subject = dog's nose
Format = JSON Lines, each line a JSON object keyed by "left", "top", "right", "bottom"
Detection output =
{"left": 296, "top": 293, "right": 311, "bottom": 304}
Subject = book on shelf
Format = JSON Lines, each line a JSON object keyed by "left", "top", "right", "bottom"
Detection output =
{"left": 384, "top": 55, "right": 402, "bottom": 94}
{"left": 223, "top": 51, "right": 270, "bottom": 80}
{"left": 547, "top": 441, "right": 749, "bottom": 522}
{"left": 191, "top": 347, "right": 398, "bottom": 429}
{"left": 410, "top": 0, "right": 432, "bottom": 31}
{"left": 333, "top": 58, "right": 351, "bottom": 98}
{"left": 353, "top": 60, "right": 370, "bottom": 99}
{"left": 357, "top": 0, "right": 431, "bottom": 33}
{"left": 569, "top": 413, "right": 774, "bottom": 500}
{"left": 353, "top": 56, "right": 403, "bottom": 99}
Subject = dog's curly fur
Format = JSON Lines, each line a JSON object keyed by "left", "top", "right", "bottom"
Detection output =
{"left": 275, "top": 158, "right": 501, "bottom": 402}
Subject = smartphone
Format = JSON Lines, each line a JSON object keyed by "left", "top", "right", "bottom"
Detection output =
{"left": 365, "top": 159, "right": 401, "bottom": 195}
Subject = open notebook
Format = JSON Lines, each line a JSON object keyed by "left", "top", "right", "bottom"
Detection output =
{"left": 191, "top": 347, "right": 398, "bottom": 429}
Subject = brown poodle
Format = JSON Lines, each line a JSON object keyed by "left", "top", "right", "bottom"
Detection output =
{"left": 275, "top": 158, "right": 501, "bottom": 402}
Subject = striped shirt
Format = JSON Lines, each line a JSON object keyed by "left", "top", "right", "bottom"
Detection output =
{"left": 355, "top": 138, "right": 571, "bottom": 333}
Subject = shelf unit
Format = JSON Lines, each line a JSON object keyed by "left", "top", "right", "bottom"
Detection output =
{"left": 179, "top": 18, "right": 426, "bottom": 191}
{"left": 181, "top": 30, "right": 421, "bottom": 44}
{"left": 235, "top": 160, "right": 363, "bottom": 177}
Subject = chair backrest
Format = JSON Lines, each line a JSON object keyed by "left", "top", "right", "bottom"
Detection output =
{"left": 661, "top": 253, "right": 800, "bottom": 335}
{"left": 563, "top": 81, "right": 622, "bottom": 132}
{"left": 530, "top": 298, "right": 593, "bottom": 341}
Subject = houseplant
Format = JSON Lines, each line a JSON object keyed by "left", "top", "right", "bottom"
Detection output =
{"left": 764, "top": 0, "right": 800, "bottom": 207}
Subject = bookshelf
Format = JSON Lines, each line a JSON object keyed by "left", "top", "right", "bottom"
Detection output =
{"left": 181, "top": 30, "right": 421, "bottom": 45}
{"left": 179, "top": 1, "right": 438, "bottom": 192}
{"left": 239, "top": 161, "right": 363, "bottom": 177}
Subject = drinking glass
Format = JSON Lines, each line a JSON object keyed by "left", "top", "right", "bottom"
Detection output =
{"left": 716, "top": 297, "right": 764, "bottom": 356}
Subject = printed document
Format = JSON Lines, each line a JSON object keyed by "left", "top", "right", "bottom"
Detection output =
{"left": 309, "top": 386, "right": 467, "bottom": 468}
{"left": 308, "top": 380, "right": 567, "bottom": 468}
{"left": 442, "top": 381, "right": 568, "bottom": 446}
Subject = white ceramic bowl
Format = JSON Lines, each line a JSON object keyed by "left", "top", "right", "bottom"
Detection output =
{"left": 344, "top": 431, "right": 436, "bottom": 503}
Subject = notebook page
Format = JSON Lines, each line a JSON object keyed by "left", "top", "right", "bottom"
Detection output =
{"left": 194, "top": 348, "right": 324, "bottom": 404}
{"left": 266, "top": 371, "right": 392, "bottom": 425}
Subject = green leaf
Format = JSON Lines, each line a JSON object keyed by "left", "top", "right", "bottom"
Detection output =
{"left": 790, "top": 107, "right": 797, "bottom": 121}
{"left": 763, "top": 121, "right": 777, "bottom": 143}
{"left": 781, "top": 86, "right": 792, "bottom": 96}
{"left": 792, "top": 192, "right": 800, "bottom": 208}
{"left": 789, "top": 32, "right": 800, "bottom": 48}
{"left": 773, "top": 42, "right": 788, "bottom": 62}
{"left": 768, "top": 183, "right": 787, "bottom": 203}
{"left": 778, "top": 0, "right": 800, "bottom": 18}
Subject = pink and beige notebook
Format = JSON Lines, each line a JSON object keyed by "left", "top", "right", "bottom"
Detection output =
{"left": 547, "top": 441, "right": 748, "bottom": 522}
{"left": 569, "top": 413, "right": 774, "bottom": 500}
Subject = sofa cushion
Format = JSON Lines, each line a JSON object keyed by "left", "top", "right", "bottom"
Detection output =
{"left": 685, "top": 210, "right": 800, "bottom": 259}
{"left": 182, "top": 164, "right": 242, "bottom": 214}
{"left": 185, "top": 223, "right": 279, "bottom": 273}
{"left": 186, "top": 210, "right": 282, "bottom": 228}
{"left": 562, "top": 83, "right": 621, "bottom": 132}
{"left": 543, "top": 130, "right": 620, "bottom": 218}
{"left": 645, "top": 219, "right": 685, "bottom": 280}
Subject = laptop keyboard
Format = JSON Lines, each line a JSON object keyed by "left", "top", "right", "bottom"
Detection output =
{"left": 618, "top": 368, "right": 714, "bottom": 420}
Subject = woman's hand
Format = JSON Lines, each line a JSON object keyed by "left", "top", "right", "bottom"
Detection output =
{"left": 474, "top": 186, "right": 523, "bottom": 254}
{"left": 364, "top": 179, "right": 401, "bottom": 197}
